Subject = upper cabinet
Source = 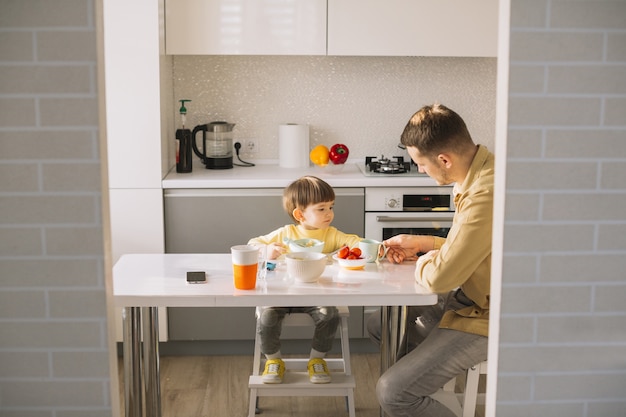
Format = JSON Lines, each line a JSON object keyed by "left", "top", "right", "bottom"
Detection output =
{"left": 327, "top": 0, "right": 498, "bottom": 57}
{"left": 165, "top": 0, "right": 498, "bottom": 57}
{"left": 165, "top": 0, "right": 327, "bottom": 55}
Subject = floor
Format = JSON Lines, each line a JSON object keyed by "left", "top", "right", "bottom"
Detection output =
{"left": 117, "top": 353, "right": 485, "bottom": 417}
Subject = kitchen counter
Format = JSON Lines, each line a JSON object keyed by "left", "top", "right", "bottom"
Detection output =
{"left": 162, "top": 161, "right": 439, "bottom": 189}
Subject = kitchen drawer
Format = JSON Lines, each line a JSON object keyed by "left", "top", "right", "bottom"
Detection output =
{"left": 163, "top": 188, "right": 364, "bottom": 254}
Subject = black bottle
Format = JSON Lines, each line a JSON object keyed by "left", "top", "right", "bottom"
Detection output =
{"left": 176, "top": 128, "right": 192, "bottom": 173}
{"left": 175, "top": 99, "right": 192, "bottom": 173}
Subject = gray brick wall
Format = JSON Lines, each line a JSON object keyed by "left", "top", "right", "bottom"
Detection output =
{"left": 498, "top": 0, "right": 626, "bottom": 415}
{"left": 0, "top": 0, "right": 111, "bottom": 415}
{"left": 1, "top": 0, "right": 625, "bottom": 415}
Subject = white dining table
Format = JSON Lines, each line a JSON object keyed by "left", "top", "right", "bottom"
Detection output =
{"left": 113, "top": 253, "right": 437, "bottom": 417}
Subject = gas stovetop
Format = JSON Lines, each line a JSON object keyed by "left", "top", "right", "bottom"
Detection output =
{"left": 358, "top": 156, "right": 427, "bottom": 177}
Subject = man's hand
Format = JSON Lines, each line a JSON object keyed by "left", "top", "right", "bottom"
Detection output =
{"left": 383, "top": 234, "right": 435, "bottom": 264}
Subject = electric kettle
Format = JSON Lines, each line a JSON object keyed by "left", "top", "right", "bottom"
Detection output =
{"left": 191, "top": 121, "right": 235, "bottom": 169}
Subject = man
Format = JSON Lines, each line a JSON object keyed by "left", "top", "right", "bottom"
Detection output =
{"left": 368, "top": 103, "right": 493, "bottom": 416}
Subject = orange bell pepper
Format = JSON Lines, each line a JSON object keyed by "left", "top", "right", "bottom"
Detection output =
{"left": 309, "top": 145, "right": 330, "bottom": 166}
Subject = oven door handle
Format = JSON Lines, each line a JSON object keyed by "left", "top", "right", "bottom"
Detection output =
{"left": 375, "top": 215, "right": 454, "bottom": 222}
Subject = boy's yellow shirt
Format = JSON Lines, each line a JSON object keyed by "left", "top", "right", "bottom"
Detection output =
{"left": 249, "top": 224, "right": 361, "bottom": 255}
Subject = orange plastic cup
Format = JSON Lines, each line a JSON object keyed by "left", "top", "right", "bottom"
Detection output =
{"left": 231, "top": 245, "right": 259, "bottom": 290}
{"left": 233, "top": 263, "right": 258, "bottom": 290}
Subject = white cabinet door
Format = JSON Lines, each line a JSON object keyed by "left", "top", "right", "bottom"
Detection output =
{"left": 328, "top": 0, "right": 498, "bottom": 57}
{"left": 165, "top": 0, "right": 327, "bottom": 55}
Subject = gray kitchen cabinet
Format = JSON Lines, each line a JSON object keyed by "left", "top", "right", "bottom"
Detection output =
{"left": 164, "top": 188, "right": 365, "bottom": 340}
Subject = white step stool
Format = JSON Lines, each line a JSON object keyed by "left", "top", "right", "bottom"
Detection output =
{"left": 248, "top": 306, "right": 356, "bottom": 417}
{"left": 432, "top": 360, "right": 488, "bottom": 417}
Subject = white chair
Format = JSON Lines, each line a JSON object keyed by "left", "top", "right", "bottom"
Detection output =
{"left": 460, "top": 360, "right": 488, "bottom": 417}
{"left": 433, "top": 360, "right": 488, "bottom": 417}
{"left": 248, "top": 306, "right": 356, "bottom": 417}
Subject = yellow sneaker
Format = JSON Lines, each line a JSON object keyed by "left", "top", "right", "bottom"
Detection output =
{"left": 262, "top": 358, "right": 285, "bottom": 384}
{"left": 307, "top": 358, "right": 331, "bottom": 384}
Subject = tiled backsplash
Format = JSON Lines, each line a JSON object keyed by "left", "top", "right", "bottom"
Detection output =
{"left": 172, "top": 55, "right": 497, "bottom": 160}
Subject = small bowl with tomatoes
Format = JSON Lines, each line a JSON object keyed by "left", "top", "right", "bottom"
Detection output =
{"left": 332, "top": 246, "right": 370, "bottom": 270}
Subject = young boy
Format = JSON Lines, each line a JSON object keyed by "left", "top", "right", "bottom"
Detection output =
{"left": 248, "top": 176, "right": 362, "bottom": 384}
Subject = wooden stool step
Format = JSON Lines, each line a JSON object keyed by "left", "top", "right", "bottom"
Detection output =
{"left": 249, "top": 372, "right": 356, "bottom": 391}
{"left": 248, "top": 306, "right": 355, "bottom": 417}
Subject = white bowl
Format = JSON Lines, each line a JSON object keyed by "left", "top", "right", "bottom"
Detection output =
{"left": 332, "top": 253, "right": 370, "bottom": 270}
{"left": 285, "top": 252, "right": 327, "bottom": 282}
{"left": 288, "top": 238, "right": 324, "bottom": 253}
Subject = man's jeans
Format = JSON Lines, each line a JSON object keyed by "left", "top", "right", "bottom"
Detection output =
{"left": 257, "top": 306, "right": 339, "bottom": 355}
{"left": 367, "top": 291, "right": 488, "bottom": 417}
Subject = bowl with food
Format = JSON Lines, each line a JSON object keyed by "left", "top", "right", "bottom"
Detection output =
{"left": 285, "top": 252, "right": 327, "bottom": 282}
{"left": 287, "top": 238, "right": 324, "bottom": 253}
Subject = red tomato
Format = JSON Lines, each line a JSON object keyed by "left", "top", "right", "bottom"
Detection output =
{"left": 350, "top": 248, "right": 362, "bottom": 258}
{"left": 347, "top": 254, "right": 358, "bottom": 259}
{"left": 337, "top": 246, "right": 350, "bottom": 259}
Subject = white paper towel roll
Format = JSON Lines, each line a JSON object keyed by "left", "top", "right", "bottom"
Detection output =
{"left": 278, "top": 124, "right": 310, "bottom": 168}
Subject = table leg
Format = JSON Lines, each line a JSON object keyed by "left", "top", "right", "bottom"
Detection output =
{"left": 379, "top": 306, "right": 408, "bottom": 417}
{"left": 122, "top": 307, "right": 142, "bottom": 417}
{"left": 380, "top": 306, "right": 407, "bottom": 372}
{"left": 379, "top": 306, "right": 391, "bottom": 374}
{"left": 398, "top": 306, "right": 409, "bottom": 359}
{"left": 142, "top": 307, "right": 162, "bottom": 417}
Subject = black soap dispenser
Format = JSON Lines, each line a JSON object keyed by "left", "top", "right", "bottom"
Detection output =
{"left": 175, "top": 99, "right": 193, "bottom": 173}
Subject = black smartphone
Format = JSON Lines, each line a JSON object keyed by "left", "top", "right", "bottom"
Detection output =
{"left": 186, "top": 271, "right": 207, "bottom": 284}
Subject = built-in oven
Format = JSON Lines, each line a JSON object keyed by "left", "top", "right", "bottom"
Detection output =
{"left": 364, "top": 186, "right": 455, "bottom": 242}
{"left": 362, "top": 186, "right": 455, "bottom": 336}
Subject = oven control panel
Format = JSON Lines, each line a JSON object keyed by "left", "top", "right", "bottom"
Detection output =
{"left": 365, "top": 187, "right": 455, "bottom": 212}
{"left": 385, "top": 194, "right": 402, "bottom": 210}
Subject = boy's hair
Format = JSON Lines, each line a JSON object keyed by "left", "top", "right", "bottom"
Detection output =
{"left": 400, "top": 103, "right": 474, "bottom": 159}
{"left": 283, "top": 176, "right": 335, "bottom": 223}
